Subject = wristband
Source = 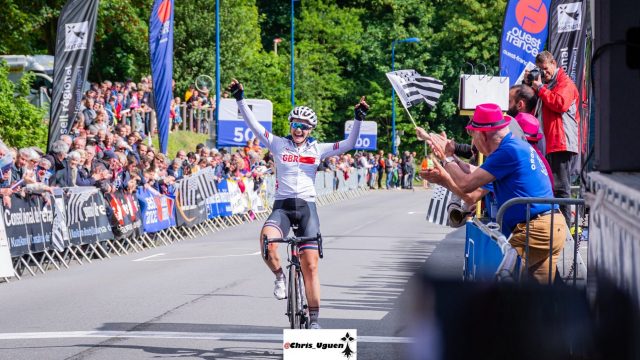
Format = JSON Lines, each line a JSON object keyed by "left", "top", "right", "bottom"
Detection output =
{"left": 230, "top": 86, "right": 244, "bottom": 101}
{"left": 354, "top": 107, "right": 367, "bottom": 121}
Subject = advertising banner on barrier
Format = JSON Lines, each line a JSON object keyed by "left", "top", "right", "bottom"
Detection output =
{"left": 227, "top": 179, "right": 248, "bottom": 215}
{"left": 499, "top": 0, "right": 552, "bottom": 85}
{"left": 463, "top": 221, "right": 505, "bottom": 281}
{"left": 0, "top": 203, "right": 15, "bottom": 276}
{"left": 65, "top": 187, "right": 113, "bottom": 245}
{"left": 137, "top": 188, "right": 175, "bottom": 233}
{"left": 214, "top": 180, "right": 233, "bottom": 217}
{"left": 51, "top": 189, "right": 70, "bottom": 251}
{"left": 344, "top": 121, "right": 377, "bottom": 151}
{"left": 217, "top": 99, "right": 273, "bottom": 147}
{"left": 3, "top": 195, "right": 54, "bottom": 256}
{"left": 175, "top": 174, "right": 208, "bottom": 227}
{"left": 105, "top": 191, "right": 142, "bottom": 239}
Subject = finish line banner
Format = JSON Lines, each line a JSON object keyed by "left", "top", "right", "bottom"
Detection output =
{"left": 283, "top": 329, "right": 357, "bottom": 360}
{"left": 499, "top": 0, "right": 552, "bottom": 86}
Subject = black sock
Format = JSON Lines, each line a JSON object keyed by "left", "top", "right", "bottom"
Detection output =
{"left": 309, "top": 306, "right": 319, "bottom": 323}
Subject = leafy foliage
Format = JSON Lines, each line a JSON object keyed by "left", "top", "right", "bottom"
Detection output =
{"left": 0, "top": 0, "right": 508, "bottom": 153}
{"left": 0, "top": 63, "right": 48, "bottom": 149}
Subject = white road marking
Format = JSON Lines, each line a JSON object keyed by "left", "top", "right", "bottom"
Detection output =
{"left": 133, "top": 253, "right": 165, "bottom": 262}
{"left": 0, "top": 331, "right": 412, "bottom": 343}
{"left": 136, "top": 251, "right": 261, "bottom": 262}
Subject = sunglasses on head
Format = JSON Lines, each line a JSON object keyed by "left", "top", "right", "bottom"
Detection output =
{"left": 290, "top": 122, "right": 312, "bottom": 131}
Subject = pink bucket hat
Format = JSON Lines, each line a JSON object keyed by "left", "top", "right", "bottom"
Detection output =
{"left": 515, "top": 113, "right": 543, "bottom": 142}
{"left": 466, "top": 103, "right": 511, "bottom": 132}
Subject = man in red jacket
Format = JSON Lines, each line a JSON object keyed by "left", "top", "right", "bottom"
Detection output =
{"left": 530, "top": 51, "right": 580, "bottom": 225}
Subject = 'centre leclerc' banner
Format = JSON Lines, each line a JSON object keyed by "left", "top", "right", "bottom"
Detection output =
{"left": 499, "top": 0, "right": 552, "bottom": 86}
{"left": 48, "top": 0, "right": 100, "bottom": 151}
{"left": 218, "top": 99, "right": 273, "bottom": 147}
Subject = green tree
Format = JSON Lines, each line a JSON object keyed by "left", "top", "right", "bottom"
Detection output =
{"left": 0, "top": 63, "right": 48, "bottom": 149}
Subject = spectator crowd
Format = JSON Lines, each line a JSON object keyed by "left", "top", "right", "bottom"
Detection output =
{"left": 0, "top": 76, "right": 423, "bottom": 209}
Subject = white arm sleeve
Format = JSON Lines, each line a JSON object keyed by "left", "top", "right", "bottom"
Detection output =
{"left": 237, "top": 99, "right": 280, "bottom": 151}
{"left": 318, "top": 119, "right": 363, "bottom": 160}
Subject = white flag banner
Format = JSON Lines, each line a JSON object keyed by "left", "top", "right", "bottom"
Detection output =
{"left": 386, "top": 69, "right": 444, "bottom": 109}
{"left": 426, "top": 185, "right": 452, "bottom": 226}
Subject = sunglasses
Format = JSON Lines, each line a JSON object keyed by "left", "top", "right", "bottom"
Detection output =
{"left": 290, "top": 122, "right": 312, "bottom": 131}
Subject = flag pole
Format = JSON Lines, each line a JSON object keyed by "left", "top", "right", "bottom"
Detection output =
{"left": 400, "top": 104, "right": 418, "bottom": 128}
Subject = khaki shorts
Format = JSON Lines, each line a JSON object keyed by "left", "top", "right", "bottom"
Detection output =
{"left": 509, "top": 212, "right": 567, "bottom": 284}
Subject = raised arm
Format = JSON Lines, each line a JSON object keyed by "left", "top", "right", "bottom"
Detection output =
{"left": 229, "top": 79, "right": 279, "bottom": 150}
{"left": 319, "top": 96, "right": 369, "bottom": 159}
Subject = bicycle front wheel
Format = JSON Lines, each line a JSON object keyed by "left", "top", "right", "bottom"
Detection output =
{"left": 288, "top": 266, "right": 301, "bottom": 329}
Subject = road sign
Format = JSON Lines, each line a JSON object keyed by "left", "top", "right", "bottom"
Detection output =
{"left": 344, "top": 120, "right": 377, "bottom": 151}
{"left": 218, "top": 99, "right": 273, "bottom": 147}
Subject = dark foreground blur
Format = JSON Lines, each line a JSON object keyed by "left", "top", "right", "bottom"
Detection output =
{"left": 401, "top": 274, "right": 640, "bottom": 360}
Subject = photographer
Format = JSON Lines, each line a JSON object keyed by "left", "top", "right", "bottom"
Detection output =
{"left": 525, "top": 51, "right": 580, "bottom": 224}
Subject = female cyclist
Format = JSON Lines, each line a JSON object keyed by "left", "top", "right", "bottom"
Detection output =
{"left": 228, "top": 79, "right": 369, "bottom": 329}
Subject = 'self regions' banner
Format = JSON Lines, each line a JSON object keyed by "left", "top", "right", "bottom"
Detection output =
{"left": 549, "top": 0, "right": 588, "bottom": 153}
{"left": 499, "top": 0, "right": 552, "bottom": 86}
{"left": 48, "top": 0, "right": 100, "bottom": 150}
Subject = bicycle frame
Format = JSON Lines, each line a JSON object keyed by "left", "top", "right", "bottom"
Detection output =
{"left": 262, "top": 233, "right": 323, "bottom": 329}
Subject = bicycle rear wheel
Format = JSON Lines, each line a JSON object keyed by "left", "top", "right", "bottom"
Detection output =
{"left": 288, "top": 266, "right": 301, "bottom": 329}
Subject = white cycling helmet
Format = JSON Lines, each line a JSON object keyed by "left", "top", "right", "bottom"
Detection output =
{"left": 288, "top": 106, "right": 317, "bottom": 128}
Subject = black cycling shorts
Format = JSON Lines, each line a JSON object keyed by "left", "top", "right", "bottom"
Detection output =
{"left": 263, "top": 198, "right": 320, "bottom": 252}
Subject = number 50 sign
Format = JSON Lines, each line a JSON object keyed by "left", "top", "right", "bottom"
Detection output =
{"left": 217, "top": 99, "right": 273, "bottom": 147}
{"left": 344, "top": 120, "right": 377, "bottom": 151}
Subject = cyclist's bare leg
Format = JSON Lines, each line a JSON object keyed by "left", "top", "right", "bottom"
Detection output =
{"left": 300, "top": 250, "right": 320, "bottom": 309}
{"left": 260, "top": 226, "right": 282, "bottom": 272}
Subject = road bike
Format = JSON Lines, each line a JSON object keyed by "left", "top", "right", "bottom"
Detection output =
{"left": 262, "top": 233, "right": 323, "bottom": 329}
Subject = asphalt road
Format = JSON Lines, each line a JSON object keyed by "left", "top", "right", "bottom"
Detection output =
{"left": 0, "top": 188, "right": 464, "bottom": 360}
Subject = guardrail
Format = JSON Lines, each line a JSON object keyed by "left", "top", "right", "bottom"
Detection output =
{"left": 0, "top": 168, "right": 370, "bottom": 282}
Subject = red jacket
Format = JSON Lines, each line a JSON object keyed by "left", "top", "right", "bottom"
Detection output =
{"left": 537, "top": 68, "right": 580, "bottom": 154}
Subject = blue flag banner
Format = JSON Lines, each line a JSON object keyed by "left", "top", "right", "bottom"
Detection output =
{"left": 149, "top": 0, "right": 174, "bottom": 154}
{"left": 215, "top": 180, "right": 233, "bottom": 217}
{"left": 499, "top": 0, "right": 552, "bottom": 86}
{"left": 137, "top": 188, "right": 175, "bottom": 233}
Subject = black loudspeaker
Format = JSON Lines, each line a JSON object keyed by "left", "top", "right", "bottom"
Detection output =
{"left": 592, "top": 0, "right": 640, "bottom": 172}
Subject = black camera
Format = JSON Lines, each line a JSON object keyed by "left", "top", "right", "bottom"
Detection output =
{"left": 526, "top": 67, "right": 541, "bottom": 83}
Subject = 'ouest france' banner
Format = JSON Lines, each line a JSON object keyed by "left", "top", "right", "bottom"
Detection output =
{"left": 48, "top": 0, "right": 100, "bottom": 150}
{"left": 499, "top": 0, "right": 552, "bottom": 86}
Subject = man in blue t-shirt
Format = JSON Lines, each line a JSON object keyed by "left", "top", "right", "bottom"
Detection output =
{"left": 417, "top": 103, "right": 566, "bottom": 283}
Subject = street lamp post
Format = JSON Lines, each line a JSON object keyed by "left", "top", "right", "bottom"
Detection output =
{"left": 391, "top": 37, "right": 420, "bottom": 155}
{"left": 209, "top": 0, "right": 221, "bottom": 149}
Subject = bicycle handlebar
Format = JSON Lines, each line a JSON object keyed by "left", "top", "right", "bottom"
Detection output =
{"left": 262, "top": 234, "right": 324, "bottom": 261}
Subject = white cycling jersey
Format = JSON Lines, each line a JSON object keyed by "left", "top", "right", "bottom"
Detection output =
{"left": 238, "top": 99, "right": 362, "bottom": 202}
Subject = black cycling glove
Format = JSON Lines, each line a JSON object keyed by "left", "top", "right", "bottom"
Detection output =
{"left": 354, "top": 103, "right": 368, "bottom": 121}
{"left": 229, "top": 82, "right": 244, "bottom": 101}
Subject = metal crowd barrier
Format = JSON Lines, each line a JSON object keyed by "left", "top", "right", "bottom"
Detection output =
{"left": 495, "top": 197, "right": 587, "bottom": 286}
{"left": 1, "top": 168, "right": 370, "bottom": 282}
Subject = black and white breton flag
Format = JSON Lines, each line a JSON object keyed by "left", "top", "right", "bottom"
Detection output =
{"left": 426, "top": 185, "right": 452, "bottom": 226}
{"left": 386, "top": 69, "right": 444, "bottom": 109}
{"left": 197, "top": 168, "right": 218, "bottom": 201}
